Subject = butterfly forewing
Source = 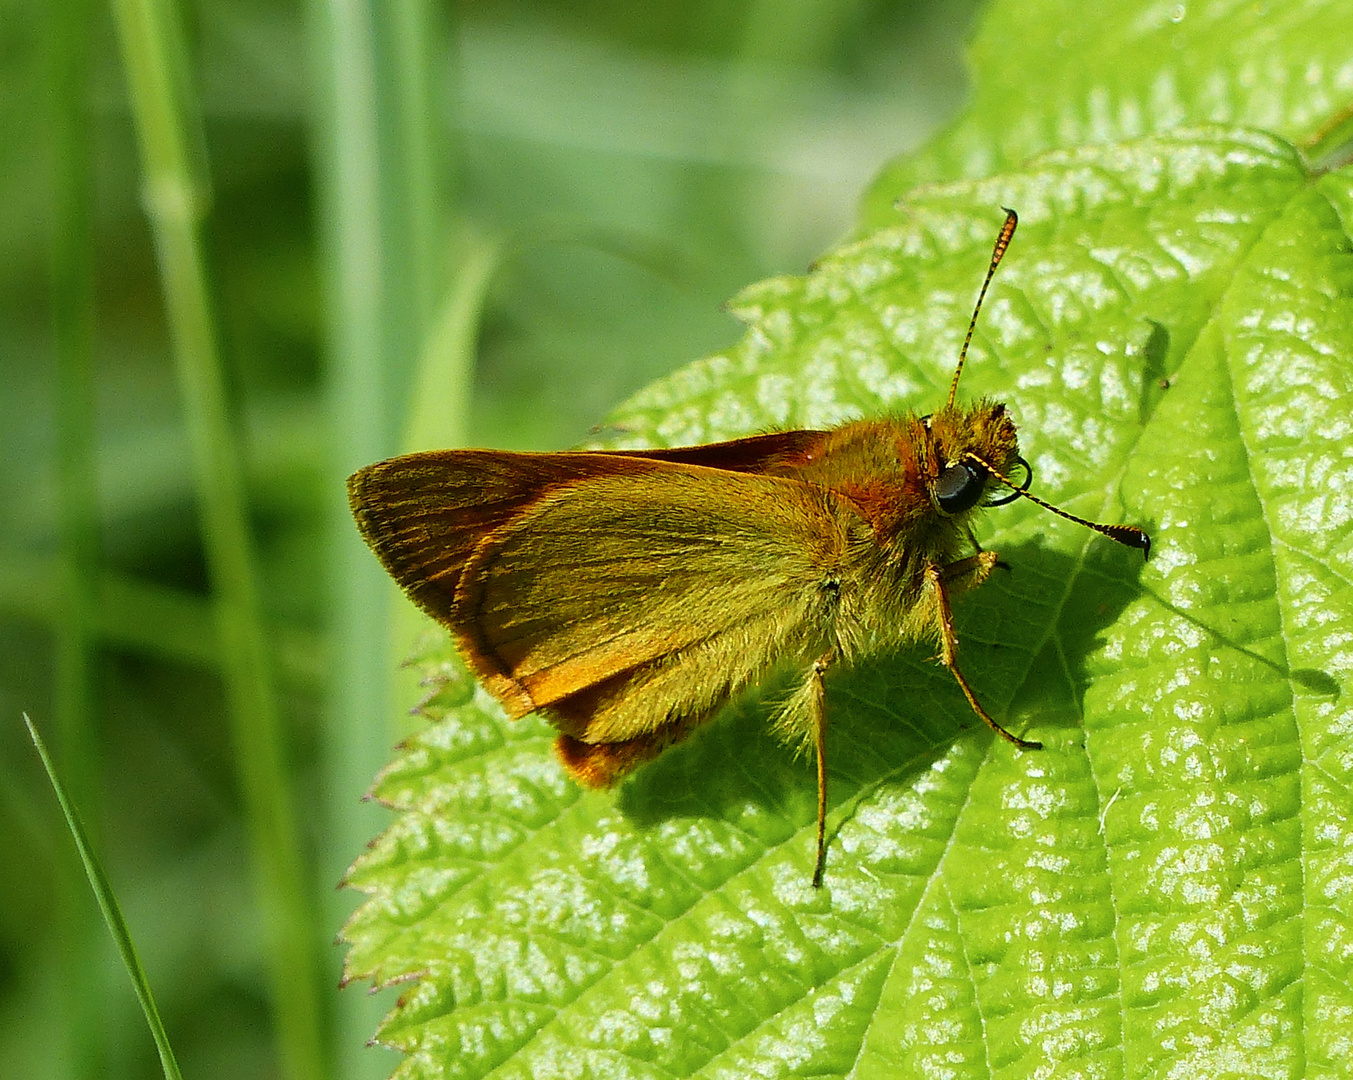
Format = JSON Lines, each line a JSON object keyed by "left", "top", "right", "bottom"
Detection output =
{"left": 347, "top": 432, "right": 832, "bottom": 625}
{"left": 591, "top": 429, "right": 828, "bottom": 473}
{"left": 456, "top": 464, "right": 856, "bottom": 723}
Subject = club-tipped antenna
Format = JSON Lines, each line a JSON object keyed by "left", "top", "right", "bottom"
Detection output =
{"left": 968, "top": 452, "right": 1151, "bottom": 557}
{"left": 948, "top": 208, "right": 1019, "bottom": 409}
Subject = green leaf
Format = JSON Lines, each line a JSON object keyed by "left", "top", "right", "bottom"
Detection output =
{"left": 859, "top": 0, "right": 1353, "bottom": 227}
{"left": 343, "top": 123, "right": 1353, "bottom": 1078}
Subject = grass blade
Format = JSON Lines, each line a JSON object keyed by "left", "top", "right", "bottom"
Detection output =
{"left": 23, "top": 715, "right": 184, "bottom": 1080}
{"left": 49, "top": 0, "right": 105, "bottom": 1071}
{"left": 107, "top": 1, "right": 326, "bottom": 1077}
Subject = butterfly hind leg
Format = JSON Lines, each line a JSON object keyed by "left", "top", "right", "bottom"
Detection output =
{"left": 808, "top": 654, "right": 833, "bottom": 886}
{"left": 559, "top": 650, "right": 840, "bottom": 886}
{"left": 773, "top": 653, "right": 836, "bottom": 887}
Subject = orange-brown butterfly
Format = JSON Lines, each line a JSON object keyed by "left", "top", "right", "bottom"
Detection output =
{"left": 349, "top": 209, "right": 1148, "bottom": 886}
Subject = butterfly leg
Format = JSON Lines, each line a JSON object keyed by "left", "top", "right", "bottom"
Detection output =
{"left": 940, "top": 548, "right": 999, "bottom": 594}
{"left": 963, "top": 526, "right": 1011, "bottom": 573}
{"left": 807, "top": 652, "right": 834, "bottom": 888}
{"left": 925, "top": 561, "right": 1041, "bottom": 751}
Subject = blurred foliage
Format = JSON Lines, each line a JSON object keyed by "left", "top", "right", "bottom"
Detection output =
{"left": 0, "top": 1, "right": 980, "bottom": 1078}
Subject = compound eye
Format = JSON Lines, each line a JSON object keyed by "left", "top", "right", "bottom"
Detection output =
{"left": 935, "top": 462, "right": 986, "bottom": 514}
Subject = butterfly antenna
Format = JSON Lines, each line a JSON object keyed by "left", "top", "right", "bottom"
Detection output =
{"left": 948, "top": 208, "right": 1019, "bottom": 409}
{"left": 969, "top": 453, "right": 1151, "bottom": 557}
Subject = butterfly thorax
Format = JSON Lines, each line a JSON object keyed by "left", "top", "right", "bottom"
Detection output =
{"left": 753, "top": 403, "right": 1018, "bottom": 657}
{"left": 779, "top": 402, "right": 1019, "bottom": 557}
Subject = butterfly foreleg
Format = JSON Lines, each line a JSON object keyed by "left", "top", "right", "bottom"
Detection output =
{"left": 939, "top": 548, "right": 1000, "bottom": 594}
{"left": 924, "top": 560, "right": 1040, "bottom": 752}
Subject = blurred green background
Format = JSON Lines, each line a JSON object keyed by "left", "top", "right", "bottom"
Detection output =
{"left": 0, "top": 0, "right": 980, "bottom": 1077}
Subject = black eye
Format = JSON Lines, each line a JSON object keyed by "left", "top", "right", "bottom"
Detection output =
{"left": 935, "top": 462, "right": 986, "bottom": 514}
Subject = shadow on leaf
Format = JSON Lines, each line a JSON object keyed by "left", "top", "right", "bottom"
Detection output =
{"left": 613, "top": 536, "right": 1150, "bottom": 881}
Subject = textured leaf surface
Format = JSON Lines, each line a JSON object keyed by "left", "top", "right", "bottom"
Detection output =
{"left": 859, "top": 0, "right": 1353, "bottom": 226}
{"left": 343, "top": 125, "right": 1353, "bottom": 1079}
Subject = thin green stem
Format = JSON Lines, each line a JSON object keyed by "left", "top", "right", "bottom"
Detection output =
{"left": 106, "top": 2, "right": 326, "bottom": 1078}
{"left": 308, "top": 2, "right": 457, "bottom": 1072}
{"left": 308, "top": 1, "right": 411, "bottom": 1074}
{"left": 49, "top": 0, "right": 103, "bottom": 1073}
{"left": 386, "top": 0, "right": 445, "bottom": 337}
{"left": 25, "top": 716, "right": 185, "bottom": 1080}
